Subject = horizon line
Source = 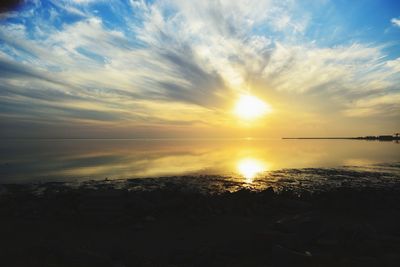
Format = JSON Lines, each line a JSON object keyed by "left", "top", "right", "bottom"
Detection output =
{"left": 0, "top": 137, "right": 280, "bottom": 141}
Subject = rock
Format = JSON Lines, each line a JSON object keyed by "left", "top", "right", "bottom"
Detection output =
{"left": 260, "top": 187, "right": 275, "bottom": 198}
{"left": 168, "top": 249, "right": 193, "bottom": 265}
{"left": 132, "top": 223, "right": 144, "bottom": 230}
{"left": 315, "top": 238, "right": 338, "bottom": 247}
{"left": 144, "top": 215, "right": 155, "bottom": 222}
{"left": 274, "top": 213, "right": 319, "bottom": 235}
{"left": 0, "top": 185, "right": 7, "bottom": 196}
{"left": 382, "top": 253, "right": 400, "bottom": 267}
{"left": 353, "top": 256, "right": 378, "bottom": 266}
{"left": 281, "top": 198, "right": 312, "bottom": 210}
{"left": 111, "top": 261, "right": 126, "bottom": 267}
{"left": 271, "top": 245, "right": 313, "bottom": 265}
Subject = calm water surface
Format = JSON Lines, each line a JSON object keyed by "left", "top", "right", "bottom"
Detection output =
{"left": 0, "top": 139, "right": 399, "bottom": 183}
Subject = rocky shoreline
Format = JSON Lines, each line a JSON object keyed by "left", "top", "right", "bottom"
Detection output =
{"left": 1, "top": 170, "right": 400, "bottom": 266}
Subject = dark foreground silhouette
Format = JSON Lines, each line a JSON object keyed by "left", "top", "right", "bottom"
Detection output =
{"left": 1, "top": 178, "right": 400, "bottom": 267}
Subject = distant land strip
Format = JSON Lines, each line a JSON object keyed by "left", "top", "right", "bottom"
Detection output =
{"left": 283, "top": 134, "right": 399, "bottom": 141}
{"left": 283, "top": 137, "right": 355, "bottom": 139}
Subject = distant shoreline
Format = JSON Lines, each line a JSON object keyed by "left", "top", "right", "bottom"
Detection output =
{"left": 283, "top": 135, "right": 399, "bottom": 141}
{"left": 283, "top": 137, "right": 355, "bottom": 140}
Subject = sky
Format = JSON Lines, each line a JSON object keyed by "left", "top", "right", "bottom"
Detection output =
{"left": 0, "top": 0, "right": 399, "bottom": 138}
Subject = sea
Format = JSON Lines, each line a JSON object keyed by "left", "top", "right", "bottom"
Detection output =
{"left": 0, "top": 138, "right": 399, "bottom": 192}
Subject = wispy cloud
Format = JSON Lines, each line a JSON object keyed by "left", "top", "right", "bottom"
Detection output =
{"left": 391, "top": 17, "right": 400, "bottom": 28}
{"left": 0, "top": 0, "right": 399, "bottom": 137}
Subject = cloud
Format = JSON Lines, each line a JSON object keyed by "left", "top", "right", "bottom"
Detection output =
{"left": 391, "top": 17, "right": 400, "bottom": 28}
{"left": 0, "top": 57, "right": 67, "bottom": 86}
{"left": 71, "top": 0, "right": 99, "bottom": 4}
{"left": 0, "top": 0, "right": 399, "bottom": 137}
{"left": 344, "top": 93, "right": 400, "bottom": 117}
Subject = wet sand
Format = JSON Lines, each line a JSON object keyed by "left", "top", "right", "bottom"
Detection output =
{"left": 1, "top": 166, "right": 400, "bottom": 266}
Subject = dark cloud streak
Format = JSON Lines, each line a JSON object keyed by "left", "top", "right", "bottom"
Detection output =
{"left": 0, "top": 58, "right": 70, "bottom": 88}
{"left": 158, "top": 49, "right": 228, "bottom": 109}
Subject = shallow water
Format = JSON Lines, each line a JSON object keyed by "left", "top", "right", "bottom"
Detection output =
{"left": 0, "top": 138, "right": 399, "bottom": 184}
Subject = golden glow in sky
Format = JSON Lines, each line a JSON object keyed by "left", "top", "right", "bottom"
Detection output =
{"left": 234, "top": 95, "right": 271, "bottom": 120}
{"left": 0, "top": 1, "right": 399, "bottom": 139}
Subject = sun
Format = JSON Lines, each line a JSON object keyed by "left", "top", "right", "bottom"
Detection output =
{"left": 234, "top": 95, "right": 271, "bottom": 120}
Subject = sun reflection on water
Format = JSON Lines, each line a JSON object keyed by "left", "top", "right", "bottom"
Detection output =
{"left": 237, "top": 158, "right": 267, "bottom": 183}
